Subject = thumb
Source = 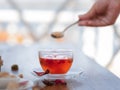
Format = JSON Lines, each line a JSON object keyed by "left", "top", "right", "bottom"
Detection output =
{"left": 78, "top": 14, "right": 90, "bottom": 20}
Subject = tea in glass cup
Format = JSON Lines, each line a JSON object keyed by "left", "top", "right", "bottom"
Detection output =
{"left": 39, "top": 49, "right": 73, "bottom": 74}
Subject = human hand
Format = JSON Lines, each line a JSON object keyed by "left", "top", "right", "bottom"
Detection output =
{"left": 78, "top": 0, "right": 120, "bottom": 27}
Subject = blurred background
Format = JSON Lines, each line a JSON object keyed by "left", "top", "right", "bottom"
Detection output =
{"left": 0, "top": 0, "right": 120, "bottom": 77}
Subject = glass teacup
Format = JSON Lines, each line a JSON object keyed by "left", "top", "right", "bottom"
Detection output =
{"left": 38, "top": 49, "right": 73, "bottom": 74}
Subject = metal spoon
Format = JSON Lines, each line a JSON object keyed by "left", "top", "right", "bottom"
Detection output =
{"left": 51, "top": 20, "right": 79, "bottom": 38}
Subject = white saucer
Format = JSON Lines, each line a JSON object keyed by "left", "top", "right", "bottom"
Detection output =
{"left": 44, "top": 71, "right": 83, "bottom": 80}
{"left": 32, "top": 68, "right": 83, "bottom": 80}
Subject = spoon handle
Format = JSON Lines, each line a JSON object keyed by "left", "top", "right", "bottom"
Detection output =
{"left": 63, "top": 20, "right": 79, "bottom": 33}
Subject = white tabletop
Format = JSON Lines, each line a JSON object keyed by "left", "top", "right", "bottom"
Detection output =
{"left": 1, "top": 44, "right": 120, "bottom": 90}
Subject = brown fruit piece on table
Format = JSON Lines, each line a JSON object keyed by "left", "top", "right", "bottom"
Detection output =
{"left": 0, "top": 56, "right": 3, "bottom": 66}
{"left": 18, "top": 74, "right": 23, "bottom": 78}
{"left": 0, "top": 59, "right": 3, "bottom": 66}
{"left": 11, "top": 64, "right": 19, "bottom": 71}
{"left": 0, "top": 56, "right": 3, "bottom": 72}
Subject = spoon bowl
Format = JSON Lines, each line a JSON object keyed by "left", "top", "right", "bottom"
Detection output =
{"left": 51, "top": 20, "right": 78, "bottom": 38}
{"left": 51, "top": 32, "right": 64, "bottom": 38}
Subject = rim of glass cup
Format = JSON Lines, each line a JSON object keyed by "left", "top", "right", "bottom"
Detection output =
{"left": 38, "top": 49, "right": 73, "bottom": 52}
{"left": 38, "top": 49, "right": 73, "bottom": 58}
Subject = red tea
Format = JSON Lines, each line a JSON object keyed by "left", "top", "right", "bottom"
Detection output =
{"left": 39, "top": 57, "right": 73, "bottom": 74}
